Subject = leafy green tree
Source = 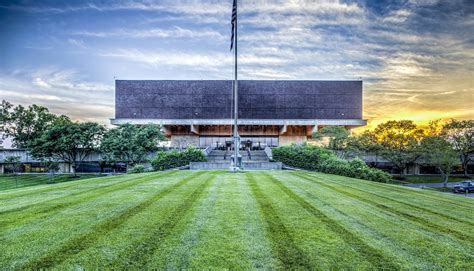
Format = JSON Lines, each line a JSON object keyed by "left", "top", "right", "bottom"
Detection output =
{"left": 100, "top": 124, "right": 165, "bottom": 171}
{"left": 0, "top": 100, "right": 70, "bottom": 148}
{"left": 420, "top": 136, "right": 459, "bottom": 189}
{"left": 30, "top": 121, "right": 105, "bottom": 177}
{"left": 313, "top": 126, "right": 350, "bottom": 155}
{"left": 373, "top": 120, "right": 425, "bottom": 179}
{"left": 347, "top": 130, "right": 383, "bottom": 167}
{"left": 442, "top": 119, "right": 474, "bottom": 177}
{"left": 4, "top": 156, "right": 21, "bottom": 187}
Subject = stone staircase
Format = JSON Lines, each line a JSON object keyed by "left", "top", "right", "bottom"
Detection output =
{"left": 190, "top": 149, "right": 281, "bottom": 170}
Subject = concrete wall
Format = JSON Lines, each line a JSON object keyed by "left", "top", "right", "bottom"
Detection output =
{"left": 190, "top": 162, "right": 282, "bottom": 170}
{"left": 170, "top": 135, "right": 199, "bottom": 148}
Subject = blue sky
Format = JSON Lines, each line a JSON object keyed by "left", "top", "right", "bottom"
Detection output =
{"left": 0, "top": 0, "right": 473, "bottom": 128}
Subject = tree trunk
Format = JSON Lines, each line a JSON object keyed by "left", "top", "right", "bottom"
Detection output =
{"left": 442, "top": 172, "right": 449, "bottom": 192}
{"left": 398, "top": 167, "right": 405, "bottom": 180}
{"left": 71, "top": 162, "right": 77, "bottom": 177}
{"left": 462, "top": 157, "right": 470, "bottom": 178}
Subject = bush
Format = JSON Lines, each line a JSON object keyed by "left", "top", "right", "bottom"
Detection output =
{"left": 272, "top": 143, "right": 333, "bottom": 170}
{"left": 151, "top": 147, "right": 206, "bottom": 171}
{"left": 272, "top": 144, "right": 391, "bottom": 183}
{"left": 129, "top": 164, "right": 145, "bottom": 173}
{"left": 319, "top": 156, "right": 391, "bottom": 183}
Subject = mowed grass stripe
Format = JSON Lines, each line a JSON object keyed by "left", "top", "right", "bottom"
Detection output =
{"left": 116, "top": 175, "right": 215, "bottom": 269}
{"left": 295, "top": 172, "right": 474, "bottom": 236}
{"left": 143, "top": 172, "right": 277, "bottom": 269}
{"left": 0, "top": 171, "right": 177, "bottom": 216}
{"left": 246, "top": 173, "right": 313, "bottom": 270}
{"left": 293, "top": 171, "right": 474, "bottom": 225}
{"left": 0, "top": 171, "right": 179, "bottom": 230}
{"left": 305, "top": 171, "right": 473, "bottom": 209}
{"left": 264, "top": 173, "right": 400, "bottom": 270}
{"left": 0, "top": 174, "right": 102, "bottom": 191}
{"left": 0, "top": 174, "right": 150, "bottom": 211}
{"left": 0, "top": 174, "right": 129, "bottom": 200}
{"left": 21, "top": 171, "right": 206, "bottom": 269}
{"left": 271, "top": 172, "right": 473, "bottom": 269}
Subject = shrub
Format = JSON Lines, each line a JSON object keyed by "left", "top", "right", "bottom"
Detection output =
{"left": 129, "top": 164, "right": 145, "bottom": 173}
{"left": 272, "top": 144, "right": 391, "bottom": 183}
{"left": 317, "top": 156, "right": 391, "bottom": 183}
{"left": 272, "top": 143, "right": 333, "bottom": 170}
{"left": 151, "top": 147, "right": 206, "bottom": 171}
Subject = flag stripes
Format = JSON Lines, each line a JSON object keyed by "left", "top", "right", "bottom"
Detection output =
{"left": 230, "top": 0, "right": 237, "bottom": 51}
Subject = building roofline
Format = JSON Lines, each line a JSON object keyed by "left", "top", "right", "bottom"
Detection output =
{"left": 115, "top": 79, "right": 363, "bottom": 82}
{"left": 110, "top": 118, "right": 367, "bottom": 127}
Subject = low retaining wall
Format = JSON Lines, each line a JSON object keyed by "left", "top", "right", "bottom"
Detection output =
{"left": 190, "top": 162, "right": 282, "bottom": 170}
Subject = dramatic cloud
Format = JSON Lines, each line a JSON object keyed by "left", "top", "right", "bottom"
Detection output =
{"left": 0, "top": 0, "right": 472, "bottom": 132}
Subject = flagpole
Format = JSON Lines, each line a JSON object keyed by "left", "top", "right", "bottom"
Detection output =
{"left": 233, "top": 0, "right": 240, "bottom": 170}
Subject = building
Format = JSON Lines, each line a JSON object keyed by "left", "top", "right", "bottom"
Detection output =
{"left": 111, "top": 80, "right": 366, "bottom": 149}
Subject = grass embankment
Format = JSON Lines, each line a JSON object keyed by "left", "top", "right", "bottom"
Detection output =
{"left": 0, "top": 171, "right": 472, "bottom": 269}
{"left": 0, "top": 174, "right": 104, "bottom": 190}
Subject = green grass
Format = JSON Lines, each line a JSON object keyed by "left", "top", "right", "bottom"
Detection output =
{"left": 0, "top": 170, "right": 472, "bottom": 269}
{"left": 396, "top": 175, "right": 470, "bottom": 184}
{"left": 0, "top": 173, "right": 104, "bottom": 190}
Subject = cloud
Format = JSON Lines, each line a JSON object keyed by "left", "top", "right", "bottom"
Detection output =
{"left": 67, "top": 38, "right": 87, "bottom": 48}
{"left": 73, "top": 26, "right": 224, "bottom": 40}
{"left": 1, "top": 0, "right": 473, "bottom": 128}
{"left": 0, "top": 68, "right": 114, "bottom": 124}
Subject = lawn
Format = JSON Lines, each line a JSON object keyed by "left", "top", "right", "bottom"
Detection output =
{"left": 397, "top": 175, "right": 471, "bottom": 184}
{"left": 0, "top": 170, "right": 472, "bottom": 269}
{"left": 0, "top": 173, "right": 104, "bottom": 190}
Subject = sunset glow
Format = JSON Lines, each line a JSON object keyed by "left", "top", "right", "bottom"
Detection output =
{"left": 0, "top": 0, "right": 472, "bottom": 127}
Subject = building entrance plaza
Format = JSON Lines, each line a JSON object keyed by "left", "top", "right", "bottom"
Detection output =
{"left": 111, "top": 80, "right": 367, "bottom": 148}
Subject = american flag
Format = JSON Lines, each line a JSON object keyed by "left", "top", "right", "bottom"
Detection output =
{"left": 230, "top": 0, "right": 237, "bottom": 51}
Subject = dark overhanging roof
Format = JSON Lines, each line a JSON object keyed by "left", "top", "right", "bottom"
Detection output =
{"left": 114, "top": 80, "right": 364, "bottom": 123}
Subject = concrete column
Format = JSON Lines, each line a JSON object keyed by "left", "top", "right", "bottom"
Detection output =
{"left": 161, "top": 126, "right": 171, "bottom": 137}
{"left": 0, "top": 164, "right": 4, "bottom": 174}
{"left": 191, "top": 124, "right": 199, "bottom": 134}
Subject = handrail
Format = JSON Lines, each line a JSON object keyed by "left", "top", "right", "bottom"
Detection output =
{"left": 202, "top": 146, "right": 213, "bottom": 157}
{"left": 264, "top": 146, "right": 272, "bottom": 160}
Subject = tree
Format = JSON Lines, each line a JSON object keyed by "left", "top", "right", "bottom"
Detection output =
{"left": 420, "top": 136, "right": 459, "bottom": 190}
{"left": 30, "top": 121, "right": 105, "bottom": 177}
{"left": 0, "top": 100, "right": 70, "bottom": 148}
{"left": 4, "top": 156, "right": 21, "bottom": 188}
{"left": 442, "top": 119, "right": 474, "bottom": 177}
{"left": 313, "top": 126, "right": 350, "bottom": 156}
{"left": 100, "top": 124, "right": 165, "bottom": 171}
{"left": 373, "top": 120, "right": 425, "bottom": 179}
{"left": 347, "top": 130, "right": 383, "bottom": 167}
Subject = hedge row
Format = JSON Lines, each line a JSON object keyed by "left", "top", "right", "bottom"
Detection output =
{"left": 272, "top": 144, "right": 392, "bottom": 183}
{"left": 151, "top": 147, "right": 206, "bottom": 171}
{"left": 272, "top": 144, "right": 333, "bottom": 170}
{"left": 319, "top": 156, "right": 392, "bottom": 183}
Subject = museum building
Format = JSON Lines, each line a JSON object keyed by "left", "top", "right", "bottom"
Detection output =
{"left": 111, "top": 80, "right": 366, "bottom": 149}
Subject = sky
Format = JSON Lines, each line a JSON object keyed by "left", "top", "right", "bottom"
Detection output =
{"left": 0, "top": 0, "right": 473, "bottom": 131}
